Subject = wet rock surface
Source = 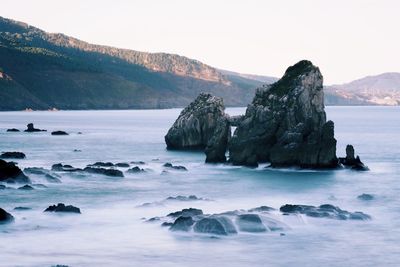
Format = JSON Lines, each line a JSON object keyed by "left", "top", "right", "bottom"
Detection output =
{"left": 229, "top": 60, "right": 338, "bottom": 168}
{"left": 236, "top": 214, "right": 267, "bottom": 232}
{"left": 0, "top": 208, "right": 14, "bottom": 224}
{"left": 163, "top": 163, "right": 187, "bottom": 171}
{"left": 51, "top": 163, "right": 83, "bottom": 172}
{"left": 6, "top": 128, "right": 20, "bottom": 132}
{"left": 24, "top": 167, "right": 62, "bottom": 183}
{"left": 280, "top": 204, "right": 371, "bottom": 220}
{"left": 0, "top": 152, "right": 26, "bottom": 159}
{"left": 357, "top": 194, "right": 374, "bottom": 201}
{"left": 83, "top": 167, "right": 124, "bottom": 177}
{"left": 165, "top": 93, "right": 230, "bottom": 163}
{"left": 0, "top": 159, "right": 30, "bottom": 183}
{"left": 18, "top": 184, "right": 34, "bottom": 190}
{"left": 167, "top": 208, "right": 203, "bottom": 218}
{"left": 44, "top": 203, "right": 81, "bottom": 214}
{"left": 170, "top": 216, "right": 195, "bottom": 231}
{"left": 127, "top": 166, "right": 145, "bottom": 173}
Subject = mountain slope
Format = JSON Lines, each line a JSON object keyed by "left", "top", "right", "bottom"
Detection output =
{"left": 0, "top": 16, "right": 265, "bottom": 110}
{"left": 325, "top": 73, "right": 400, "bottom": 105}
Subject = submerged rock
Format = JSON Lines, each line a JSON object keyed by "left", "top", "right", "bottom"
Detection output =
{"left": 13, "top": 207, "right": 32, "bottom": 211}
{"left": 165, "top": 93, "right": 230, "bottom": 163}
{"left": 170, "top": 216, "right": 195, "bottom": 231}
{"left": 193, "top": 216, "right": 237, "bottom": 235}
{"left": 236, "top": 214, "right": 266, "bottom": 232}
{"left": 166, "top": 195, "right": 206, "bottom": 201}
{"left": 51, "top": 163, "right": 82, "bottom": 172}
{"left": 248, "top": 206, "right": 275, "bottom": 212}
{"left": 0, "top": 208, "right": 14, "bottom": 224}
{"left": 6, "top": 128, "right": 20, "bottom": 132}
{"left": 339, "top": 145, "right": 369, "bottom": 171}
{"left": 357, "top": 193, "right": 374, "bottom": 201}
{"left": 24, "top": 123, "right": 46, "bottom": 132}
{"left": 51, "top": 130, "right": 69, "bottom": 136}
{"left": 89, "top": 162, "right": 114, "bottom": 167}
{"left": 229, "top": 60, "right": 338, "bottom": 168}
{"left": 127, "top": 166, "right": 145, "bottom": 173}
{"left": 18, "top": 185, "right": 34, "bottom": 190}
{"left": 115, "top": 162, "right": 130, "bottom": 168}
{"left": 24, "top": 167, "right": 61, "bottom": 183}
{"left": 163, "top": 163, "right": 187, "bottom": 171}
{"left": 280, "top": 204, "right": 371, "bottom": 220}
{"left": 44, "top": 203, "right": 81, "bottom": 213}
{"left": 0, "top": 159, "right": 30, "bottom": 183}
{"left": 131, "top": 161, "right": 146, "bottom": 165}
{"left": 0, "top": 152, "right": 26, "bottom": 159}
{"left": 83, "top": 167, "right": 123, "bottom": 177}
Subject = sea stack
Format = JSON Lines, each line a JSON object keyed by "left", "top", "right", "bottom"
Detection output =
{"left": 164, "top": 93, "right": 230, "bottom": 163}
{"left": 229, "top": 60, "right": 338, "bottom": 168}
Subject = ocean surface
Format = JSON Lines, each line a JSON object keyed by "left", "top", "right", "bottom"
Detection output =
{"left": 0, "top": 106, "right": 399, "bottom": 267}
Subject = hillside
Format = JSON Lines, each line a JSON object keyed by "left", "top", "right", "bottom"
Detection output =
{"left": 325, "top": 73, "right": 400, "bottom": 105}
{"left": 0, "top": 16, "right": 264, "bottom": 110}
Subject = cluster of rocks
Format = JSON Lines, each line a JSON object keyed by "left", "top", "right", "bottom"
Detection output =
{"left": 148, "top": 203, "right": 370, "bottom": 236}
{"left": 165, "top": 60, "right": 367, "bottom": 170}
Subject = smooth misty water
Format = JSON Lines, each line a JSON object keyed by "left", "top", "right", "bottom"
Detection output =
{"left": 0, "top": 106, "right": 399, "bottom": 267}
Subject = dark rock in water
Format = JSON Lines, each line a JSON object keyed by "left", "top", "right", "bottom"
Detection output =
{"left": 83, "top": 167, "right": 123, "bottom": 177}
{"left": 280, "top": 204, "right": 371, "bottom": 220}
{"left": 248, "top": 206, "right": 275, "bottom": 212}
{"left": 14, "top": 206, "right": 32, "bottom": 211}
{"left": 18, "top": 184, "right": 34, "bottom": 190}
{"left": 24, "top": 123, "right": 46, "bottom": 132}
{"left": 45, "top": 174, "right": 62, "bottom": 183}
{"left": 51, "top": 130, "right": 69, "bottom": 136}
{"left": 89, "top": 162, "right": 114, "bottom": 167}
{"left": 131, "top": 161, "right": 145, "bottom": 165}
{"left": 73, "top": 149, "right": 82, "bottom": 152}
{"left": 115, "top": 162, "right": 130, "bottom": 168}
{"left": 24, "top": 167, "right": 61, "bottom": 183}
{"left": 165, "top": 93, "right": 230, "bottom": 163}
{"left": 0, "top": 184, "right": 6, "bottom": 189}
{"left": 0, "top": 159, "right": 30, "bottom": 183}
{"left": 166, "top": 195, "right": 205, "bottom": 201}
{"left": 44, "top": 203, "right": 81, "bottom": 213}
{"left": 161, "top": 222, "right": 173, "bottom": 227}
{"left": 0, "top": 208, "right": 14, "bottom": 224}
{"left": 33, "top": 183, "right": 47, "bottom": 189}
{"left": 170, "top": 216, "right": 195, "bottom": 231}
{"left": 6, "top": 128, "right": 20, "bottom": 132}
{"left": 193, "top": 216, "right": 236, "bottom": 235}
{"left": 339, "top": 145, "right": 369, "bottom": 171}
{"left": 51, "top": 163, "right": 82, "bottom": 172}
{"left": 0, "top": 151, "right": 26, "bottom": 159}
{"left": 357, "top": 193, "right": 374, "bottom": 201}
{"left": 127, "top": 166, "right": 145, "bottom": 173}
{"left": 163, "top": 163, "right": 187, "bottom": 171}
{"left": 167, "top": 208, "right": 203, "bottom": 218}
{"left": 146, "top": 217, "right": 160, "bottom": 222}
{"left": 229, "top": 60, "right": 338, "bottom": 168}
{"left": 236, "top": 214, "right": 266, "bottom": 232}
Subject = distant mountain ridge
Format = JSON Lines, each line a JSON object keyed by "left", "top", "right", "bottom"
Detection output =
{"left": 325, "top": 73, "right": 400, "bottom": 105}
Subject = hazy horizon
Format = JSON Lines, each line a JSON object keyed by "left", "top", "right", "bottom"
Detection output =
{"left": 1, "top": 0, "right": 399, "bottom": 84}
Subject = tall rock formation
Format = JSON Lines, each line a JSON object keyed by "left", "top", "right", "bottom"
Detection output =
{"left": 165, "top": 93, "right": 230, "bottom": 163}
{"left": 229, "top": 60, "right": 338, "bottom": 168}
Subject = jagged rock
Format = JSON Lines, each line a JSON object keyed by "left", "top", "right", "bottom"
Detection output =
{"left": 357, "top": 193, "right": 374, "bottom": 201}
{"left": 229, "top": 60, "right": 338, "bottom": 168}
{"left": 280, "top": 204, "right": 371, "bottom": 220}
{"left": 0, "top": 159, "right": 30, "bottom": 183}
{"left": 18, "top": 185, "right": 34, "bottom": 190}
{"left": 83, "top": 167, "right": 123, "bottom": 177}
{"left": 163, "top": 163, "right": 187, "bottom": 171}
{"left": 51, "top": 130, "right": 69, "bottom": 135}
{"left": 24, "top": 123, "right": 46, "bottom": 132}
{"left": 165, "top": 93, "right": 230, "bottom": 163}
{"left": 0, "top": 152, "right": 26, "bottom": 159}
{"left": 228, "top": 115, "right": 245, "bottom": 127}
{"left": 44, "top": 203, "right": 81, "bottom": 213}
{"left": 339, "top": 145, "right": 369, "bottom": 171}
{"left": 0, "top": 208, "right": 14, "bottom": 224}
{"left": 167, "top": 208, "right": 203, "bottom": 218}
{"left": 6, "top": 128, "right": 20, "bottom": 132}
{"left": 236, "top": 214, "right": 266, "bottom": 232}
{"left": 170, "top": 216, "right": 195, "bottom": 231}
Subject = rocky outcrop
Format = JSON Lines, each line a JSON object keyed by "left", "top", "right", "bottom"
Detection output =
{"left": 0, "top": 159, "right": 30, "bottom": 183}
{"left": 165, "top": 93, "right": 230, "bottom": 163}
{"left": 51, "top": 130, "right": 68, "bottom": 135}
{"left": 229, "top": 60, "right": 338, "bottom": 168}
{"left": 280, "top": 204, "right": 371, "bottom": 220}
{"left": 6, "top": 128, "right": 20, "bottom": 132}
{"left": 44, "top": 203, "right": 81, "bottom": 214}
{"left": 339, "top": 145, "right": 368, "bottom": 171}
{"left": 24, "top": 123, "right": 46, "bottom": 132}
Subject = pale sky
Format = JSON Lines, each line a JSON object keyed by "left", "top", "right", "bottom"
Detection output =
{"left": 1, "top": 0, "right": 399, "bottom": 84}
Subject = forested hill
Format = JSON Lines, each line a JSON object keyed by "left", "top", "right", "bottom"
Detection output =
{"left": 0, "top": 16, "right": 265, "bottom": 110}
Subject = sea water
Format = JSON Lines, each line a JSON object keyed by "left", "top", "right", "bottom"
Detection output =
{"left": 0, "top": 106, "right": 399, "bottom": 267}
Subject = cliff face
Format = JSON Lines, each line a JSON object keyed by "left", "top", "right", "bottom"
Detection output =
{"left": 164, "top": 93, "right": 230, "bottom": 163}
{"left": 229, "top": 60, "right": 338, "bottom": 168}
